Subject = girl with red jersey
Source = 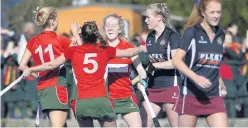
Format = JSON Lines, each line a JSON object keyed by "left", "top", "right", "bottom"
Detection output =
{"left": 104, "top": 14, "right": 147, "bottom": 127}
{"left": 19, "top": 7, "right": 71, "bottom": 127}
{"left": 22, "top": 21, "right": 146, "bottom": 127}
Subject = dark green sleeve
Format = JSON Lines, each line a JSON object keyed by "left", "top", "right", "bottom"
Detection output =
{"left": 225, "top": 48, "right": 243, "bottom": 61}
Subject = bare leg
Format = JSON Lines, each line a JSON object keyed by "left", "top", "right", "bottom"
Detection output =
{"left": 178, "top": 114, "right": 198, "bottom": 127}
{"left": 142, "top": 101, "right": 161, "bottom": 128}
{"left": 206, "top": 112, "right": 228, "bottom": 127}
{"left": 48, "top": 110, "right": 68, "bottom": 127}
{"left": 122, "top": 112, "right": 142, "bottom": 127}
{"left": 162, "top": 103, "right": 178, "bottom": 127}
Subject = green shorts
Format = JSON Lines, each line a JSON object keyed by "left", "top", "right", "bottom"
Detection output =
{"left": 112, "top": 95, "right": 139, "bottom": 114}
{"left": 38, "top": 86, "right": 70, "bottom": 112}
{"left": 71, "top": 97, "right": 116, "bottom": 121}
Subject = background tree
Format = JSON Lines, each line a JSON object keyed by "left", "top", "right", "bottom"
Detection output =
{"left": 5, "top": 0, "right": 248, "bottom": 38}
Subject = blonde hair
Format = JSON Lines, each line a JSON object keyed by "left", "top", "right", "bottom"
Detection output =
{"left": 147, "top": 3, "right": 176, "bottom": 32}
{"left": 34, "top": 7, "right": 57, "bottom": 28}
{"left": 184, "top": 0, "right": 222, "bottom": 30}
{"left": 103, "top": 14, "right": 127, "bottom": 41}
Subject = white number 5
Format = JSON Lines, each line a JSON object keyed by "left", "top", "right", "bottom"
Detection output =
{"left": 83, "top": 53, "right": 98, "bottom": 73}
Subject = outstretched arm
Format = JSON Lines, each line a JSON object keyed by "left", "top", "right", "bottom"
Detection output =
{"left": 116, "top": 45, "right": 145, "bottom": 57}
{"left": 23, "top": 55, "right": 66, "bottom": 76}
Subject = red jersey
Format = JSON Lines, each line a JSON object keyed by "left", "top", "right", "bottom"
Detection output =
{"left": 26, "top": 31, "right": 70, "bottom": 91}
{"left": 108, "top": 39, "right": 135, "bottom": 99}
{"left": 64, "top": 43, "right": 116, "bottom": 99}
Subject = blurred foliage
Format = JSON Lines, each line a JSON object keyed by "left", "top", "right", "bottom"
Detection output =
{"left": 6, "top": 0, "right": 248, "bottom": 39}
{"left": 117, "top": 0, "right": 248, "bottom": 38}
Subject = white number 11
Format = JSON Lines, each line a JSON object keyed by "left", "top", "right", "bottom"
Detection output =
{"left": 35, "top": 44, "right": 55, "bottom": 64}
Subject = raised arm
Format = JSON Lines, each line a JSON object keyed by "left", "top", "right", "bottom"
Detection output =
{"left": 71, "top": 21, "right": 83, "bottom": 45}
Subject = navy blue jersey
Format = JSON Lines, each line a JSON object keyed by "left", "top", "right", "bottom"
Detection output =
{"left": 146, "top": 27, "right": 181, "bottom": 88}
{"left": 179, "top": 23, "right": 225, "bottom": 97}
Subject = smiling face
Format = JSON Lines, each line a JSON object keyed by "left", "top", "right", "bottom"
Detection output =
{"left": 201, "top": 1, "right": 222, "bottom": 26}
{"left": 104, "top": 16, "right": 121, "bottom": 41}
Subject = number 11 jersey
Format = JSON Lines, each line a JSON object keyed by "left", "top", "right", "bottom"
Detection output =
{"left": 26, "top": 31, "right": 71, "bottom": 91}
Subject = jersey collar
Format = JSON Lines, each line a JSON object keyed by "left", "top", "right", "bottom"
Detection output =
{"left": 41, "top": 31, "right": 57, "bottom": 36}
{"left": 195, "top": 22, "right": 223, "bottom": 36}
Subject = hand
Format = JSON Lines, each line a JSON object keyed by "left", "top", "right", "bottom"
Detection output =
{"left": 139, "top": 78, "right": 148, "bottom": 89}
{"left": 140, "top": 45, "right": 147, "bottom": 52}
{"left": 221, "top": 89, "right": 227, "bottom": 97}
{"left": 22, "top": 68, "right": 32, "bottom": 77}
{"left": 192, "top": 75, "right": 212, "bottom": 89}
{"left": 137, "top": 82, "right": 145, "bottom": 91}
{"left": 70, "top": 21, "right": 80, "bottom": 37}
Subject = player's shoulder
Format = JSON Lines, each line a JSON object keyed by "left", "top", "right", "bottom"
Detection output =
{"left": 166, "top": 28, "right": 180, "bottom": 38}
{"left": 28, "top": 36, "right": 37, "bottom": 42}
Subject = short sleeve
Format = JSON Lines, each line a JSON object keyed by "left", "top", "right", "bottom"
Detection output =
{"left": 169, "top": 32, "right": 181, "bottom": 50}
{"left": 64, "top": 47, "right": 76, "bottom": 60}
{"left": 105, "top": 46, "right": 116, "bottom": 60}
{"left": 26, "top": 37, "right": 36, "bottom": 52}
{"left": 61, "top": 36, "right": 71, "bottom": 52}
{"left": 179, "top": 27, "right": 196, "bottom": 52}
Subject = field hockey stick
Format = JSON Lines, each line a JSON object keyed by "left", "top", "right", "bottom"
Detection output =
{"left": 0, "top": 75, "right": 24, "bottom": 96}
{"left": 131, "top": 76, "right": 161, "bottom": 127}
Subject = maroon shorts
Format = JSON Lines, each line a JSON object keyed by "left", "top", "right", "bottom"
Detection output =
{"left": 147, "top": 86, "right": 179, "bottom": 104}
{"left": 173, "top": 95, "right": 226, "bottom": 116}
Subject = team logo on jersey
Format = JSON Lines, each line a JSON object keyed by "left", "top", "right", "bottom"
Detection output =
{"left": 198, "top": 36, "right": 208, "bottom": 44}
{"left": 160, "top": 39, "right": 166, "bottom": 46}
{"left": 147, "top": 40, "right": 152, "bottom": 46}
{"left": 217, "top": 37, "right": 222, "bottom": 45}
{"left": 197, "top": 53, "right": 223, "bottom": 68}
{"left": 149, "top": 54, "right": 166, "bottom": 63}
{"left": 172, "top": 92, "right": 178, "bottom": 99}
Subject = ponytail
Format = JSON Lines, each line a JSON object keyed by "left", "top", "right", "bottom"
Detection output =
{"left": 184, "top": 0, "right": 222, "bottom": 31}
{"left": 93, "top": 30, "right": 107, "bottom": 48}
{"left": 183, "top": 5, "right": 201, "bottom": 31}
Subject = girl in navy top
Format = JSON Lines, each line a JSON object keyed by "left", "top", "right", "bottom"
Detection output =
{"left": 142, "top": 3, "right": 180, "bottom": 127}
{"left": 173, "top": 0, "right": 227, "bottom": 127}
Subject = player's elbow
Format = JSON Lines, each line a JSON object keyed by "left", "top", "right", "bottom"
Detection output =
{"left": 172, "top": 57, "right": 179, "bottom": 68}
